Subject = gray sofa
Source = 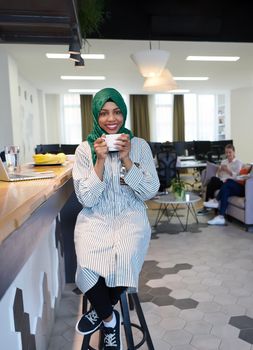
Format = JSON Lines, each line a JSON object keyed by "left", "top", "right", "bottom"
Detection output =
{"left": 226, "top": 177, "right": 253, "bottom": 230}
{"left": 201, "top": 162, "right": 253, "bottom": 230}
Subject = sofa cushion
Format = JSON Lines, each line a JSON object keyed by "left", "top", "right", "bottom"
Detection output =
{"left": 228, "top": 196, "right": 245, "bottom": 209}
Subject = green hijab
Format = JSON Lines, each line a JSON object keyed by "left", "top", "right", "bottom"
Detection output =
{"left": 87, "top": 87, "right": 134, "bottom": 164}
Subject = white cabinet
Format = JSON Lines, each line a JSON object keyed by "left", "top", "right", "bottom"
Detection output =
{"left": 216, "top": 94, "right": 226, "bottom": 140}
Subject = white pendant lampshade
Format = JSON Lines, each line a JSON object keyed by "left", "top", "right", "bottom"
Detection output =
{"left": 130, "top": 49, "right": 170, "bottom": 78}
{"left": 143, "top": 69, "right": 178, "bottom": 91}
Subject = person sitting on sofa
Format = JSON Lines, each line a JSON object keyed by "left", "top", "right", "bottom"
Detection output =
{"left": 207, "top": 164, "right": 252, "bottom": 225}
{"left": 203, "top": 144, "right": 242, "bottom": 209}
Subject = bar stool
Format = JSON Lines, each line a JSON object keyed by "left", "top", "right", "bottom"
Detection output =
{"left": 80, "top": 291, "right": 154, "bottom": 350}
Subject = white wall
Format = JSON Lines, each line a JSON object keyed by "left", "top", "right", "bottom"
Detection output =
{"left": 231, "top": 87, "right": 253, "bottom": 163}
{"left": 0, "top": 222, "right": 61, "bottom": 350}
{"left": 18, "top": 76, "right": 43, "bottom": 162}
{"left": 45, "top": 94, "right": 61, "bottom": 144}
{"left": 0, "top": 52, "right": 63, "bottom": 163}
{"left": 0, "top": 52, "right": 17, "bottom": 150}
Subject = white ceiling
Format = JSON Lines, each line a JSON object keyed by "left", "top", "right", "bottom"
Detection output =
{"left": 1, "top": 39, "right": 253, "bottom": 95}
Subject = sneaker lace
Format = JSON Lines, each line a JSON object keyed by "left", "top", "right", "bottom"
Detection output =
{"left": 104, "top": 329, "right": 117, "bottom": 347}
{"left": 85, "top": 309, "right": 99, "bottom": 325}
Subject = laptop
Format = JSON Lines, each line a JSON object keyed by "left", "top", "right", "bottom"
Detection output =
{"left": 0, "top": 158, "right": 56, "bottom": 182}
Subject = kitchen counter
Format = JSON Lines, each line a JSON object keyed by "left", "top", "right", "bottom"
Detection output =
{"left": 0, "top": 162, "right": 73, "bottom": 244}
{"left": 0, "top": 161, "right": 74, "bottom": 301}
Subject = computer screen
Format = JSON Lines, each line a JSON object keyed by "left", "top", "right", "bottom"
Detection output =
{"left": 193, "top": 141, "right": 211, "bottom": 160}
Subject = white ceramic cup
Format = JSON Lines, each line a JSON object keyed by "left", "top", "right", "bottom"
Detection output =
{"left": 104, "top": 134, "right": 121, "bottom": 151}
{"left": 4, "top": 145, "right": 20, "bottom": 172}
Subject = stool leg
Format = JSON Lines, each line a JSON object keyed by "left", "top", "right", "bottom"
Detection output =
{"left": 120, "top": 292, "right": 135, "bottom": 349}
{"left": 81, "top": 333, "right": 94, "bottom": 350}
{"left": 80, "top": 295, "right": 101, "bottom": 350}
{"left": 82, "top": 294, "right": 88, "bottom": 313}
{"left": 128, "top": 293, "right": 134, "bottom": 311}
{"left": 131, "top": 293, "right": 155, "bottom": 350}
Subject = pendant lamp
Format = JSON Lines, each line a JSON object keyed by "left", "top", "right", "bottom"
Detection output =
{"left": 143, "top": 69, "right": 178, "bottom": 92}
{"left": 130, "top": 49, "right": 170, "bottom": 78}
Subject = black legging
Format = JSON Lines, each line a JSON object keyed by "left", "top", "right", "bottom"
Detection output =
{"left": 85, "top": 276, "right": 127, "bottom": 320}
{"left": 205, "top": 176, "right": 224, "bottom": 201}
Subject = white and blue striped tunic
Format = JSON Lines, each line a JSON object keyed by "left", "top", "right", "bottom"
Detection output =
{"left": 72, "top": 137, "right": 160, "bottom": 293}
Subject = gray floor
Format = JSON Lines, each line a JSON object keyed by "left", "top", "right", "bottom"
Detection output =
{"left": 48, "top": 205, "right": 253, "bottom": 350}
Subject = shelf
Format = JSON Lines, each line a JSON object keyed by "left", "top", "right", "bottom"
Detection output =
{"left": 217, "top": 94, "right": 226, "bottom": 140}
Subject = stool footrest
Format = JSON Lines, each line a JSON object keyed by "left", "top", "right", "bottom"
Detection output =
{"left": 81, "top": 291, "right": 155, "bottom": 350}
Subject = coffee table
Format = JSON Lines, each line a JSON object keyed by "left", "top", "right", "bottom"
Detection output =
{"left": 152, "top": 192, "right": 201, "bottom": 231}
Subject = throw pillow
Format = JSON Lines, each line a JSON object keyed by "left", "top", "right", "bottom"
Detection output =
{"left": 201, "top": 161, "right": 219, "bottom": 187}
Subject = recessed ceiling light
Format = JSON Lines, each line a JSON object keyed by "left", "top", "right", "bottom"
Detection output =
{"left": 61, "top": 75, "right": 105, "bottom": 80}
{"left": 174, "top": 77, "right": 209, "bottom": 81}
{"left": 186, "top": 56, "right": 240, "bottom": 61}
{"left": 46, "top": 53, "right": 105, "bottom": 59}
{"left": 68, "top": 89, "right": 99, "bottom": 93}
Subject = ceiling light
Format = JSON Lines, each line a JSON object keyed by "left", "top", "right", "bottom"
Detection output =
{"left": 61, "top": 75, "right": 105, "bottom": 80}
{"left": 143, "top": 69, "right": 177, "bottom": 91}
{"left": 68, "top": 89, "right": 99, "bottom": 93}
{"left": 186, "top": 56, "right": 240, "bottom": 61}
{"left": 46, "top": 53, "right": 105, "bottom": 59}
{"left": 174, "top": 77, "right": 209, "bottom": 81}
{"left": 130, "top": 49, "right": 170, "bottom": 77}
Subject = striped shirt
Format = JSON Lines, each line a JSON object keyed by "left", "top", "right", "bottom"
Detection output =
{"left": 72, "top": 137, "right": 160, "bottom": 293}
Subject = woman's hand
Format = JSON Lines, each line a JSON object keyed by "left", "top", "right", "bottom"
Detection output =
{"left": 94, "top": 136, "right": 108, "bottom": 161}
{"left": 219, "top": 164, "right": 232, "bottom": 176}
{"left": 116, "top": 134, "right": 131, "bottom": 160}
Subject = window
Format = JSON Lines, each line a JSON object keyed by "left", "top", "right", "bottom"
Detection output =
{"left": 184, "top": 94, "right": 216, "bottom": 141}
{"left": 153, "top": 94, "right": 173, "bottom": 142}
{"left": 62, "top": 94, "right": 81, "bottom": 144}
{"left": 151, "top": 93, "right": 218, "bottom": 142}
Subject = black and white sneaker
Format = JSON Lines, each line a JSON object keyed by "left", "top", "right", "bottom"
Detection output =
{"left": 197, "top": 207, "right": 212, "bottom": 215}
{"left": 103, "top": 310, "right": 122, "bottom": 349}
{"left": 75, "top": 308, "right": 102, "bottom": 335}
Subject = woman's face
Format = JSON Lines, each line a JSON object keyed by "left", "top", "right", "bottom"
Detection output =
{"left": 98, "top": 101, "right": 124, "bottom": 134}
{"left": 225, "top": 148, "right": 235, "bottom": 162}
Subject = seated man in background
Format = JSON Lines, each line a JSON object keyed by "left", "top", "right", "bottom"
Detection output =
{"left": 207, "top": 164, "right": 252, "bottom": 225}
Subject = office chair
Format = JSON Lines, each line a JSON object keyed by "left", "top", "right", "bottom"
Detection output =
{"left": 172, "top": 141, "right": 186, "bottom": 156}
{"left": 156, "top": 150, "right": 178, "bottom": 192}
{"left": 147, "top": 141, "right": 163, "bottom": 158}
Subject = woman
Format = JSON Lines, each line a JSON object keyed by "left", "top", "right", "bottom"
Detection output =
{"left": 204, "top": 143, "right": 242, "bottom": 209}
{"left": 207, "top": 165, "right": 252, "bottom": 225}
{"left": 72, "top": 88, "right": 160, "bottom": 349}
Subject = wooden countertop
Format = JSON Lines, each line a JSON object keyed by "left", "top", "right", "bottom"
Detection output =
{"left": 0, "top": 161, "right": 73, "bottom": 244}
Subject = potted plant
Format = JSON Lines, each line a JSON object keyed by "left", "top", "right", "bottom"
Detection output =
{"left": 171, "top": 178, "right": 186, "bottom": 199}
{"left": 78, "top": 0, "right": 107, "bottom": 39}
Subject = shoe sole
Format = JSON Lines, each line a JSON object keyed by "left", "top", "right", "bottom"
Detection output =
{"left": 75, "top": 320, "right": 103, "bottom": 336}
{"left": 208, "top": 223, "right": 226, "bottom": 225}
